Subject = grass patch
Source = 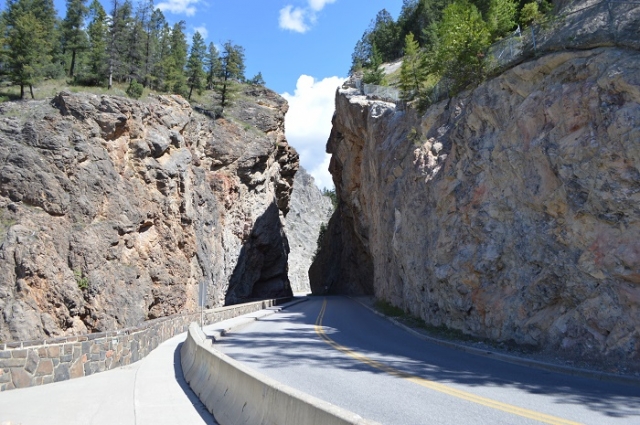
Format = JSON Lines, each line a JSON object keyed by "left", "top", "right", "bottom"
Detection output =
{"left": 373, "top": 297, "right": 541, "bottom": 355}
{"left": 374, "top": 299, "right": 406, "bottom": 317}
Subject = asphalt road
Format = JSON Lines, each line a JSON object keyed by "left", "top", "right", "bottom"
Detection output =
{"left": 214, "top": 296, "right": 640, "bottom": 425}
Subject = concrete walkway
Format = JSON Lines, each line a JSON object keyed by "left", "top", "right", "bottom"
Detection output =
{"left": 0, "top": 329, "right": 216, "bottom": 425}
{"left": 0, "top": 300, "right": 306, "bottom": 425}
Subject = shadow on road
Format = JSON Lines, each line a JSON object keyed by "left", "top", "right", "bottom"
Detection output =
{"left": 215, "top": 296, "right": 640, "bottom": 421}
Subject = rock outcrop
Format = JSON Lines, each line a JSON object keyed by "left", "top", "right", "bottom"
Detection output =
{"left": 0, "top": 87, "right": 298, "bottom": 342}
{"left": 312, "top": 47, "right": 640, "bottom": 369}
{"left": 285, "top": 167, "right": 333, "bottom": 293}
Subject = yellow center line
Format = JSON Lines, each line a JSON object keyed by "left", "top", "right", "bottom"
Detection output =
{"left": 314, "top": 298, "right": 583, "bottom": 425}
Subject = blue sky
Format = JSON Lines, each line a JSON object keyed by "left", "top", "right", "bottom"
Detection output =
{"left": 51, "top": 0, "right": 404, "bottom": 189}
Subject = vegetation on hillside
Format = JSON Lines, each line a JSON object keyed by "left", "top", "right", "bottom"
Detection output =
{"left": 352, "top": 0, "right": 554, "bottom": 103}
{"left": 0, "top": 0, "right": 262, "bottom": 116}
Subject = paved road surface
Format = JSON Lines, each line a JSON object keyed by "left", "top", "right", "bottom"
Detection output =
{"left": 215, "top": 296, "right": 640, "bottom": 425}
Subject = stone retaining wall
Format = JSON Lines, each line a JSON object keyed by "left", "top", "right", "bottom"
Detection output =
{"left": 0, "top": 298, "right": 290, "bottom": 391}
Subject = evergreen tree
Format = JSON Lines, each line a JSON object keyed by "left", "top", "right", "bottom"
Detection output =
{"left": 2, "top": 0, "right": 57, "bottom": 98}
{"left": 124, "top": 18, "right": 144, "bottom": 83}
{"left": 399, "top": 32, "right": 427, "bottom": 100}
{"left": 487, "top": 0, "right": 517, "bottom": 38}
{"left": 61, "top": 0, "right": 88, "bottom": 77}
{"left": 185, "top": 31, "right": 205, "bottom": 100}
{"left": 107, "top": 0, "right": 133, "bottom": 88}
{"left": 83, "top": 0, "right": 108, "bottom": 85}
{"left": 136, "top": 0, "right": 155, "bottom": 87}
{"left": 431, "top": 0, "right": 491, "bottom": 94}
{"left": 164, "top": 20, "right": 187, "bottom": 95}
{"left": 213, "top": 41, "right": 245, "bottom": 116}
{"left": 204, "top": 42, "right": 221, "bottom": 90}
{"left": 362, "top": 43, "right": 385, "bottom": 85}
{"left": 150, "top": 19, "right": 170, "bottom": 91}
{"left": 249, "top": 71, "right": 265, "bottom": 86}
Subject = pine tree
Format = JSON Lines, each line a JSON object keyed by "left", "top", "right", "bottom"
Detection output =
{"left": 150, "top": 20, "right": 170, "bottom": 91}
{"left": 204, "top": 42, "right": 221, "bottom": 90}
{"left": 136, "top": 0, "right": 155, "bottom": 87}
{"left": 487, "top": 0, "right": 517, "bottom": 38}
{"left": 399, "top": 32, "right": 426, "bottom": 100}
{"left": 107, "top": 0, "right": 133, "bottom": 89}
{"left": 164, "top": 20, "right": 187, "bottom": 95}
{"left": 212, "top": 41, "right": 245, "bottom": 116}
{"left": 185, "top": 31, "right": 206, "bottom": 100}
{"left": 362, "top": 43, "right": 385, "bottom": 85}
{"left": 249, "top": 72, "right": 265, "bottom": 86}
{"left": 61, "top": 0, "right": 88, "bottom": 77}
{"left": 433, "top": 0, "right": 491, "bottom": 94}
{"left": 2, "top": 0, "right": 57, "bottom": 98}
{"left": 83, "top": 0, "right": 108, "bottom": 85}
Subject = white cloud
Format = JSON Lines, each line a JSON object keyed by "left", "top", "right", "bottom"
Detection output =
{"left": 193, "top": 25, "right": 208, "bottom": 39}
{"left": 157, "top": 0, "right": 199, "bottom": 16}
{"left": 308, "top": 0, "right": 336, "bottom": 12}
{"left": 279, "top": 0, "right": 336, "bottom": 33}
{"left": 279, "top": 5, "right": 309, "bottom": 33}
{"left": 282, "top": 75, "right": 346, "bottom": 190}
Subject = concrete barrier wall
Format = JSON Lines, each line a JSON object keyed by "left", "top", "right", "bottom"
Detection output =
{"left": 181, "top": 323, "right": 380, "bottom": 425}
{"left": 0, "top": 298, "right": 289, "bottom": 391}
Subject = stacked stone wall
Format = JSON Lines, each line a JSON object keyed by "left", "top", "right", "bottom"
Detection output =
{"left": 0, "top": 298, "right": 289, "bottom": 391}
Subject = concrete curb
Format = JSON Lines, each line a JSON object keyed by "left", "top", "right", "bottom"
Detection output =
{"left": 352, "top": 297, "right": 640, "bottom": 387}
{"left": 181, "top": 321, "right": 380, "bottom": 425}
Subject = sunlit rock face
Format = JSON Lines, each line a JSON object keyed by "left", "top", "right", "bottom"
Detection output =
{"left": 0, "top": 87, "right": 299, "bottom": 342}
{"left": 285, "top": 167, "right": 333, "bottom": 293}
{"left": 313, "top": 47, "right": 640, "bottom": 370}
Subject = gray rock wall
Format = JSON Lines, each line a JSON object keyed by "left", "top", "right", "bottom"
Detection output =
{"left": 0, "top": 88, "right": 298, "bottom": 342}
{"left": 285, "top": 168, "right": 333, "bottom": 293}
{"left": 314, "top": 47, "right": 640, "bottom": 370}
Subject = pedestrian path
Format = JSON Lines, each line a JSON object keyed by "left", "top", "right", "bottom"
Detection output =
{"left": 0, "top": 325, "right": 217, "bottom": 425}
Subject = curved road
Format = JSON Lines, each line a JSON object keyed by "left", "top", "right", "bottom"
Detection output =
{"left": 215, "top": 296, "right": 640, "bottom": 425}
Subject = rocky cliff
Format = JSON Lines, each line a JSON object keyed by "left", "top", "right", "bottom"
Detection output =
{"left": 0, "top": 87, "right": 298, "bottom": 342}
{"left": 312, "top": 46, "right": 640, "bottom": 369}
{"left": 285, "top": 167, "right": 333, "bottom": 293}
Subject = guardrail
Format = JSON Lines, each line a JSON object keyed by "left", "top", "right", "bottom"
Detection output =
{"left": 181, "top": 323, "right": 380, "bottom": 425}
{"left": 0, "top": 298, "right": 290, "bottom": 391}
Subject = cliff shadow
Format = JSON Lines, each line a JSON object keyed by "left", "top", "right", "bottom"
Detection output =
{"left": 225, "top": 201, "right": 293, "bottom": 305}
{"left": 308, "top": 205, "right": 374, "bottom": 296}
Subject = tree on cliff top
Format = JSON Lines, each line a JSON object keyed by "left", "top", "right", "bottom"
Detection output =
{"left": 2, "top": 0, "right": 57, "bottom": 98}
{"left": 185, "top": 31, "right": 206, "bottom": 100}
{"left": 61, "top": 0, "right": 89, "bottom": 78}
{"left": 399, "top": 33, "right": 427, "bottom": 100}
{"left": 212, "top": 41, "right": 245, "bottom": 116}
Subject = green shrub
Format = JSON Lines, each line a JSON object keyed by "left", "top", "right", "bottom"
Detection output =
{"left": 126, "top": 79, "right": 144, "bottom": 99}
{"left": 74, "top": 269, "right": 89, "bottom": 290}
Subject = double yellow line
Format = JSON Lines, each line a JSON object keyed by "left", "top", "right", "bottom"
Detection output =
{"left": 314, "top": 298, "right": 582, "bottom": 425}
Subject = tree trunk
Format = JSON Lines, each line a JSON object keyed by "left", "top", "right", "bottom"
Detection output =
{"left": 20, "top": 84, "right": 24, "bottom": 99}
{"left": 29, "top": 84, "right": 34, "bottom": 99}
{"left": 188, "top": 84, "right": 194, "bottom": 100}
{"left": 69, "top": 49, "right": 77, "bottom": 77}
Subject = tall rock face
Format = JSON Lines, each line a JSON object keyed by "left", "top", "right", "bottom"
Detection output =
{"left": 0, "top": 87, "right": 298, "bottom": 342}
{"left": 285, "top": 167, "right": 333, "bottom": 293}
{"left": 312, "top": 47, "right": 640, "bottom": 369}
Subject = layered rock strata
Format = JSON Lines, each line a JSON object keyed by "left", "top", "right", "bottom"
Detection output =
{"left": 312, "top": 47, "right": 640, "bottom": 369}
{"left": 0, "top": 87, "right": 298, "bottom": 342}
